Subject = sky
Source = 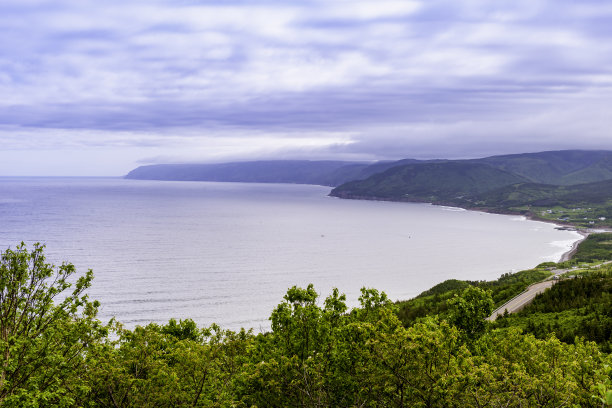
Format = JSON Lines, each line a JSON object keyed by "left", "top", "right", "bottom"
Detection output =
{"left": 1, "top": 0, "right": 612, "bottom": 176}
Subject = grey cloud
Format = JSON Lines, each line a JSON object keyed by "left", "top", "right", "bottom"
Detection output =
{"left": 1, "top": 0, "right": 612, "bottom": 170}
{"left": 1, "top": 75, "right": 607, "bottom": 136}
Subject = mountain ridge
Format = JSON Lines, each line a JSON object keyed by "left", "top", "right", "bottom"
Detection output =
{"left": 125, "top": 160, "right": 419, "bottom": 187}
{"left": 330, "top": 161, "right": 528, "bottom": 203}
{"left": 126, "top": 150, "right": 612, "bottom": 187}
{"left": 329, "top": 150, "right": 612, "bottom": 228}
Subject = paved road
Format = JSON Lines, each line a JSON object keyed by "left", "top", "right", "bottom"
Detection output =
{"left": 487, "top": 280, "right": 556, "bottom": 321}
{"left": 487, "top": 261, "right": 612, "bottom": 321}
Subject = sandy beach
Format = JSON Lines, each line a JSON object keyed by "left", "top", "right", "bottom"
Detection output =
{"left": 559, "top": 230, "right": 590, "bottom": 262}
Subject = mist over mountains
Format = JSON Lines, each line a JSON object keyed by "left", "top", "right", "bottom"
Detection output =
{"left": 125, "top": 159, "right": 421, "bottom": 187}
{"left": 329, "top": 150, "right": 612, "bottom": 208}
{"left": 126, "top": 150, "right": 612, "bottom": 185}
{"left": 125, "top": 150, "right": 612, "bottom": 214}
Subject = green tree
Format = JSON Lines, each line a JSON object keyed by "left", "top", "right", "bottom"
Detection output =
{"left": 361, "top": 314, "right": 468, "bottom": 407}
{"left": 463, "top": 329, "right": 610, "bottom": 407}
{"left": 448, "top": 286, "right": 494, "bottom": 342}
{"left": 86, "top": 321, "right": 251, "bottom": 407}
{"left": 269, "top": 284, "right": 322, "bottom": 363}
{"left": 593, "top": 364, "right": 612, "bottom": 407}
{"left": 0, "top": 243, "right": 106, "bottom": 407}
{"left": 243, "top": 284, "right": 333, "bottom": 407}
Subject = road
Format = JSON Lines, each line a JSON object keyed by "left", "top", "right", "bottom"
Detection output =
{"left": 487, "top": 261, "right": 612, "bottom": 321}
{"left": 487, "top": 280, "right": 555, "bottom": 321}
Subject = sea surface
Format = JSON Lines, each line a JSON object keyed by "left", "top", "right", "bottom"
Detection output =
{"left": 0, "top": 177, "right": 582, "bottom": 331}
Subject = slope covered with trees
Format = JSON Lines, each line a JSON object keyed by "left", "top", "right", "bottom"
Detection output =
{"left": 331, "top": 151, "right": 612, "bottom": 202}
{"left": 494, "top": 270, "right": 612, "bottom": 352}
{"left": 1, "top": 244, "right": 611, "bottom": 407}
{"left": 330, "top": 161, "right": 527, "bottom": 203}
{"left": 126, "top": 150, "right": 612, "bottom": 188}
{"left": 476, "top": 178, "right": 612, "bottom": 207}
{"left": 330, "top": 151, "right": 612, "bottom": 228}
{"left": 478, "top": 150, "right": 612, "bottom": 185}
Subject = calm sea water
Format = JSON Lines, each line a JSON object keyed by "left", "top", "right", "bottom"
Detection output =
{"left": 0, "top": 177, "right": 581, "bottom": 331}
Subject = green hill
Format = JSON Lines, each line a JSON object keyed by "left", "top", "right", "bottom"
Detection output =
{"left": 330, "top": 151, "right": 612, "bottom": 228}
{"left": 471, "top": 178, "right": 612, "bottom": 227}
{"left": 126, "top": 150, "right": 612, "bottom": 190}
{"left": 330, "top": 161, "right": 527, "bottom": 203}
{"left": 476, "top": 150, "right": 612, "bottom": 185}
{"left": 478, "top": 179, "right": 612, "bottom": 208}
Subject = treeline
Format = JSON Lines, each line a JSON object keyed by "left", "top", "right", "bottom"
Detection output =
{"left": 572, "top": 233, "right": 612, "bottom": 262}
{"left": 396, "top": 266, "right": 552, "bottom": 326}
{"left": 494, "top": 270, "right": 612, "bottom": 352}
{"left": 396, "top": 260, "right": 612, "bottom": 354}
{"left": 1, "top": 244, "right": 612, "bottom": 407}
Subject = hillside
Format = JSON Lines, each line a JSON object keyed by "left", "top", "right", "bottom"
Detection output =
{"left": 126, "top": 150, "right": 612, "bottom": 188}
{"left": 476, "top": 150, "right": 612, "bottom": 185}
{"left": 330, "top": 161, "right": 527, "bottom": 203}
{"left": 330, "top": 151, "right": 612, "bottom": 228}
{"left": 478, "top": 178, "right": 612, "bottom": 208}
{"left": 125, "top": 150, "right": 612, "bottom": 190}
{"left": 332, "top": 170, "right": 612, "bottom": 227}
{"left": 125, "top": 160, "right": 418, "bottom": 187}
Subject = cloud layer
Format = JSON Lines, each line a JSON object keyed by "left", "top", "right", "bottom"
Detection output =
{"left": 2, "top": 0, "right": 612, "bottom": 174}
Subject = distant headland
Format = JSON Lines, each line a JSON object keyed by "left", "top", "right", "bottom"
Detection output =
{"left": 127, "top": 150, "right": 612, "bottom": 229}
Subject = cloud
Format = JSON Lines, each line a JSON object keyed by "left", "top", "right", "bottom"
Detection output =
{"left": 1, "top": 0, "right": 612, "bottom": 174}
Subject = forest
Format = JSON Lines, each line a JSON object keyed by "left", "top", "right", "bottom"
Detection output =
{"left": 1, "top": 243, "right": 611, "bottom": 407}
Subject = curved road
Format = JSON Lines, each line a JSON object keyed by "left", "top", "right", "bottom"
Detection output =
{"left": 487, "top": 280, "right": 555, "bottom": 321}
{"left": 488, "top": 261, "right": 612, "bottom": 321}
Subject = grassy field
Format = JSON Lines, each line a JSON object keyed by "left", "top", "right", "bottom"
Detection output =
{"left": 525, "top": 204, "right": 612, "bottom": 228}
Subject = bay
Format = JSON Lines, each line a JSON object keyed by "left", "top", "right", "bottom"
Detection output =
{"left": 0, "top": 177, "right": 581, "bottom": 331}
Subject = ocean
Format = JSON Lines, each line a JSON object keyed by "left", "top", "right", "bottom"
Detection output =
{"left": 0, "top": 177, "right": 581, "bottom": 331}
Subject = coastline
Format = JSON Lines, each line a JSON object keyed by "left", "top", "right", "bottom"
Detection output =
{"left": 329, "top": 192, "right": 593, "bottom": 264}
{"left": 521, "top": 213, "right": 593, "bottom": 263}
{"left": 558, "top": 231, "right": 589, "bottom": 262}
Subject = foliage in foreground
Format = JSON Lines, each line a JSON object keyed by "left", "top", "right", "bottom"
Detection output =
{"left": 0, "top": 243, "right": 107, "bottom": 407}
{"left": 1, "top": 244, "right": 611, "bottom": 407}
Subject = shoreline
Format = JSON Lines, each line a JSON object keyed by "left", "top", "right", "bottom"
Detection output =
{"left": 329, "top": 192, "right": 595, "bottom": 264}
{"left": 558, "top": 231, "right": 589, "bottom": 262}
{"left": 521, "top": 213, "right": 594, "bottom": 263}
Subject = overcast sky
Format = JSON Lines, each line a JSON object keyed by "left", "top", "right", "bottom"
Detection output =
{"left": 2, "top": 0, "right": 612, "bottom": 175}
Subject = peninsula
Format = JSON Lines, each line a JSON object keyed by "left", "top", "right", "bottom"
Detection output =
{"left": 127, "top": 150, "right": 612, "bottom": 229}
